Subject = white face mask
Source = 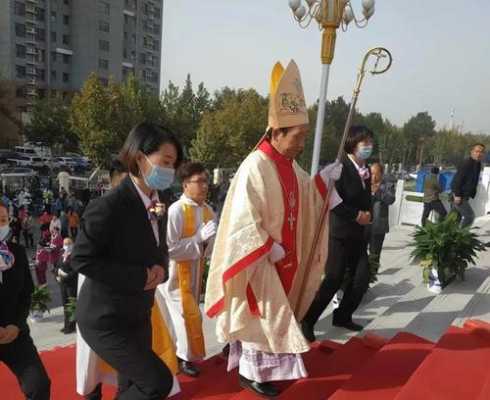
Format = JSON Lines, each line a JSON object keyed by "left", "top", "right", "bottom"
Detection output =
{"left": 63, "top": 245, "right": 73, "bottom": 253}
{"left": 0, "top": 225, "right": 10, "bottom": 242}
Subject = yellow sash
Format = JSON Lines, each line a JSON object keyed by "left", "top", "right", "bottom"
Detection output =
{"left": 177, "top": 202, "right": 213, "bottom": 359}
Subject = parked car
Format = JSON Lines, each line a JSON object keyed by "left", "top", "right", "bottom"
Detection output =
{"left": 8, "top": 155, "right": 44, "bottom": 168}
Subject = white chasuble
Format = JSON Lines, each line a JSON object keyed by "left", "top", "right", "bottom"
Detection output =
{"left": 204, "top": 139, "right": 341, "bottom": 356}
{"left": 160, "top": 195, "right": 215, "bottom": 362}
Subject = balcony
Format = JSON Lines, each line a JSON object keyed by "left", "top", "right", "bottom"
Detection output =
{"left": 26, "top": 88, "right": 38, "bottom": 97}
{"left": 26, "top": 27, "right": 37, "bottom": 35}
{"left": 26, "top": 47, "right": 38, "bottom": 55}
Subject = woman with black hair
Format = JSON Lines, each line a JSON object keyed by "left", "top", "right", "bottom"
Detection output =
{"left": 0, "top": 201, "right": 51, "bottom": 400}
{"left": 302, "top": 125, "right": 374, "bottom": 341}
{"left": 73, "top": 122, "right": 184, "bottom": 400}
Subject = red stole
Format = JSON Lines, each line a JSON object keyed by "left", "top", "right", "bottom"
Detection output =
{"left": 258, "top": 140, "right": 299, "bottom": 295}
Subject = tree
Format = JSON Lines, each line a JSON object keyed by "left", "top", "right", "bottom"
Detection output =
{"left": 70, "top": 74, "right": 120, "bottom": 167}
{"left": 161, "top": 76, "right": 211, "bottom": 152}
{"left": 0, "top": 79, "right": 22, "bottom": 147}
{"left": 190, "top": 89, "right": 268, "bottom": 169}
{"left": 24, "top": 95, "right": 78, "bottom": 151}
{"left": 70, "top": 74, "right": 165, "bottom": 167}
{"left": 402, "top": 112, "right": 436, "bottom": 166}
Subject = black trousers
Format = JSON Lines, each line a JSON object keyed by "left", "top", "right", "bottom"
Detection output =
{"left": 303, "top": 235, "right": 370, "bottom": 326}
{"left": 59, "top": 281, "right": 77, "bottom": 330}
{"left": 23, "top": 230, "right": 34, "bottom": 248}
{"left": 78, "top": 315, "right": 173, "bottom": 400}
{"left": 0, "top": 332, "right": 51, "bottom": 400}
{"left": 369, "top": 233, "right": 386, "bottom": 257}
{"left": 422, "top": 200, "right": 447, "bottom": 226}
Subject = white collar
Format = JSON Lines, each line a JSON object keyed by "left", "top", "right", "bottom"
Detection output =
{"left": 347, "top": 154, "right": 366, "bottom": 172}
{"left": 180, "top": 193, "right": 205, "bottom": 208}
{"left": 131, "top": 176, "right": 160, "bottom": 210}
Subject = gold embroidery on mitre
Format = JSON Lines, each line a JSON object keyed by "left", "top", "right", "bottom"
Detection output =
{"left": 268, "top": 60, "right": 309, "bottom": 128}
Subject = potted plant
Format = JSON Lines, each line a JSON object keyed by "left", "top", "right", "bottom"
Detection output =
{"left": 411, "top": 212, "right": 486, "bottom": 293}
{"left": 30, "top": 285, "right": 51, "bottom": 322}
{"left": 65, "top": 296, "right": 77, "bottom": 324}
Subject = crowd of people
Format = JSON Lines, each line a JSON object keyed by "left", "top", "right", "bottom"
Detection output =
{"left": 0, "top": 59, "right": 487, "bottom": 400}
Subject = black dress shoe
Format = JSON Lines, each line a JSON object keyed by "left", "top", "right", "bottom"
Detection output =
{"left": 178, "top": 359, "right": 200, "bottom": 377}
{"left": 239, "top": 375, "right": 280, "bottom": 398}
{"left": 301, "top": 320, "right": 316, "bottom": 343}
{"left": 332, "top": 319, "right": 363, "bottom": 331}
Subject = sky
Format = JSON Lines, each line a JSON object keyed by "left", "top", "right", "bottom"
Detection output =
{"left": 161, "top": 1, "right": 490, "bottom": 134}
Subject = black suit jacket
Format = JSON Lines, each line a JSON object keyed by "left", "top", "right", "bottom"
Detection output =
{"left": 0, "top": 242, "right": 34, "bottom": 333}
{"left": 72, "top": 176, "right": 171, "bottom": 330}
{"left": 451, "top": 158, "right": 482, "bottom": 199}
{"left": 330, "top": 157, "right": 372, "bottom": 239}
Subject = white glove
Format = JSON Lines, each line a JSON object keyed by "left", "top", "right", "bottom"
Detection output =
{"left": 197, "top": 221, "right": 217, "bottom": 243}
{"left": 320, "top": 161, "right": 343, "bottom": 183}
{"left": 269, "top": 242, "right": 286, "bottom": 264}
{"left": 58, "top": 269, "right": 68, "bottom": 278}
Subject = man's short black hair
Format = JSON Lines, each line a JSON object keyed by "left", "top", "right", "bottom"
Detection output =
{"left": 109, "top": 158, "right": 127, "bottom": 180}
{"left": 177, "top": 162, "right": 207, "bottom": 182}
{"left": 431, "top": 166, "right": 440, "bottom": 174}
{"left": 344, "top": 125, "right": 374, "bottom": 154}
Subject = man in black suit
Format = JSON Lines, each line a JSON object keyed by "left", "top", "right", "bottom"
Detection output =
{"left": 301, "top": 126, "right": 374, "bottom": 341}
{"left": 451, "top": 143, "right": 485, "bottom": 227}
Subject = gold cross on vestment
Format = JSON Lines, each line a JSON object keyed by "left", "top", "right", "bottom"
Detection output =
{"left": 288, "top": 213, "right": 296, "bottom": 231}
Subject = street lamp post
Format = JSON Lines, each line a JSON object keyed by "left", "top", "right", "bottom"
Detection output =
{"left": 288, "top": 0, "right": 376, "bottom": 175}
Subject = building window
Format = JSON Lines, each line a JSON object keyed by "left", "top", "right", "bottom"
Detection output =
{"left": 98, "top": 1, "right": 110, "bottom": 15}
{"left": 99, "top": 40, "right": 110, "bottom": 51}
{"left": 152, "top": 40, "right": 159, "bottom": 51}
{"left": 51, "top": 52, "right": 57, "bottom": 62}
{"left": 36, "top": 28, "right": 46, "bottom": 42}
{"left": 36, "top": 8, "right": 46, "bottom": 22}
{"left": 63, "top": 15, "right": 70, "bottom": 25}
{"left": 16, "top": 65, "right": 26, "bottom": 79}
{"left": 62, "top": 34, "right": 70, "bottom": 45}
{"left": 123, "top": 48, "right": 127, "bottom": 59}
{"left": 154, "top": 7, "right": 161, "bottom": 19}
{"left": 63, "top": 54, "right": 71, "bottom": 64}
{"left": 122, "top": 66, "right": 134, "bottom": 78}
{"left": 51, "top": 70, "right": 57, "bottom": 81}
{"left": 16, "top": 87, "right": 26, "bottom": 98}
{"left": 99, "top": 77, "right": 109, "bottom": 86}
{"left": 51, "top": 11, "right": 57, "bottom": 23}
{"left": 98, "top": 59, "right": 109, "bottom": 70}
{"left": 15, "top": 23, "right": 26, "bottom": 38}
{"left": 125, "top": 0, "right": 136, "bottom": 9}
{"left": 64, "top": 0, "right": 70, "bottom": 5}
{"left": 99, "top": 20, "right": 110, "bottom": 32}
{"left": 51, "top": 31, "right": 57, "bottom": 43}
{"left": 37, "top": 68, "right": 45, "bottom": 81}
{"left": 15, "top": 1, "right": 26, "bottom": 16}
{"left": 16, "top": 45, "right": 26, "bottom": 59}
{"left": 139, "top": 53, "right": 146, "bottom": 65}
{"left": 63, "top": 73, "right": 70, "bottom": 83}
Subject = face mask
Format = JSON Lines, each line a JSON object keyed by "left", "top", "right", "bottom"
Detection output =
{"left": 0, "top": 225, "right": 10, "bottom": 242}
{"left": 143, "top": 155, "right": 175, "bottom": 191}
{"left": 356, "top": 145, "right": 373, "bottom": 161}
{"left": 63, "top": 245, "right": 73, "bottom": 253}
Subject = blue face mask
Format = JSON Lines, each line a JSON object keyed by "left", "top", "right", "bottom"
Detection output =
{"left": 356, "top": 145, "right": 373, "bottom": 161}
{"left": 143, "top": 156, "right": 175, "bottom": 191}
{"left": 0, "top": 225, "right": 10, "bottom": 242}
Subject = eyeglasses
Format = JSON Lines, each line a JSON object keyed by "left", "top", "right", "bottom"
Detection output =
{"left": 187, "top": 179, "right": 209, "bottom": 186}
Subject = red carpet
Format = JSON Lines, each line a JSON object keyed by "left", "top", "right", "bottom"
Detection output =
{"left": 395, "top": 324, "right": 490, "bottom": 400}
{"left": 329, "top": 332, "right": 434, "bottom": 400}
{"left": 2, "top": 322, "right": 490, "bottom": 399}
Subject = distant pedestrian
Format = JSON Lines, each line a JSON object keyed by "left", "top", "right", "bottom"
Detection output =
{"left": 22, "top": 211, "right": 35, "bottom": 249}
{"left": 422, "top": 166, "right": 447, "bottom": 226}
{"left": 34, "top": 240, "right": 50, "bottom": 286}
{"left": 55, "top": 238, "right": 78, "bottom": 334}
{"left": 451, "top": 144, "right": 486, "bottom": 227}
{"left": 367, "top": 162, "right": 396, "bottom": 261}
{"left": 67, "top": 208, "right": 80, "bottom": 238}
